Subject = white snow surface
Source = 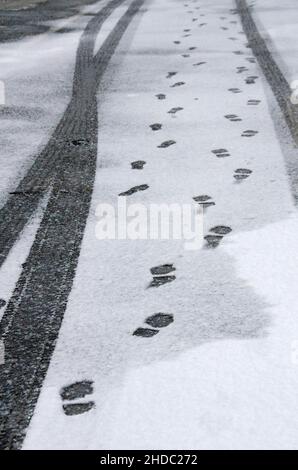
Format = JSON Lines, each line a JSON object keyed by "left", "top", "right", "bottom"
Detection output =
{"left": 0, "top": 0, "right": 297, "bottom": 450}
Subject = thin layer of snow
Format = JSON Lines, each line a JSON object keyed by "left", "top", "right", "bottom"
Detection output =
{"left": 0, "top": 0, "right": 107, "bottom": 205}
{"left": 23, "top": 0, "right": 298, "bottom": 450}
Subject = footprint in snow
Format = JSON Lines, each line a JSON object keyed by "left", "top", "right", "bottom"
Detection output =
{"left": 60, "top": 380, "right": 95, "bottom": 416}
{"left": 212, "top": 148, "right": 230, "bottom": 158}
{"left": 151, "top": 264, "right": 176, "bottom": 275}
{"left": 119, "top": 184, "right": 149, "bottom": 196}
{"left": 166, "top": 71, "right": 177, "bottom": 78}
{"left": 146, "top": 313, "right": 174, "bottom": 328}
{"left": 182, "top": 54, "right": 190, "bottom": 58}
{"left": 131, "top": 160, "right": 146, "bottom": 170}
{"left": 210, "top": 226, "right": 232, "bottom": 235}
{"left": 236, "top": 66, "right": 248, "bottom": 73}
{"left": 228, "top": 37, "right": 238, "bottom": 41}
{"left": 193, "top": 195, "right": 215, "bottom": 209}
{"left": 158, "top": 140, "right": 176, "bottom": 148}
{"left": 204, "top": 226, "right": 232, "bottom": 248}
{"left": 168, "top": 106, "right": 183, "bottom": 115}
{"left": 149, "top": 276, "right": 176, "bottom": 288}
{"left": 174, "top": 40, "right": 181, "bottom": 44}
{"left": 221, "top": 26, "right": 229, "bottom": 30}
{"left": 156, "top": 93, "right": 166, "bottom": 100}
{"left": 193, "top": 61, "right": 206, "bottom": 66}
{"left": 245, "top": 76, "right": 258, "bottom": 84}
{"left": 241, "top": 130, "right": 258, "bottom": 137}
{"left": 225, "top": 114, "right": 242, "bottom": 122}
{"left": 133, "top": 328, "right": 159, "bottom": 338}
{"left": 171, "top": 82, "right": 185, "bottom": 88}
{"left": 246, "top": 57, "right": 256, "bottom": 63}
{"left": 70, "top": 138, "right": 89, "bottom": 147}
{"left": 199, "top": 23, "right": 207, "bottom": 27}
{"left": 184, "top": 29, "right": 191, "bottom": 32}
{"left": 204, "top": 234, "right": 223, "bottom": 248}
{"left": 150, "top": 123, "right": 162, "bottom": 131}
{"left": 133, "top": 313, "right": 174, "bottom": 338}
{"left": 234, "top": 168, "right": 252, "bottom": 181}
{"left": 189, "top": 46, "right": 197, "bottom": 50}
{"left": 233, "top": 50, "right": 245, "bottom": 55}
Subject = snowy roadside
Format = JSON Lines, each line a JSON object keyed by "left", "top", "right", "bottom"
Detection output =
{"left": 21, "top": 0, "right": 298, "bottom": 450}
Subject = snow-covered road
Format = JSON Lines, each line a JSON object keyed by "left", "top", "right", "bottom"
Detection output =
{"left": 1, "top": 0, "right": 298, "bottom": 450}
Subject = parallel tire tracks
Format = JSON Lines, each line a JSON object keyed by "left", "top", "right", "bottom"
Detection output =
{"left": 0, "top": 0, "right": 145, "bottom": 450}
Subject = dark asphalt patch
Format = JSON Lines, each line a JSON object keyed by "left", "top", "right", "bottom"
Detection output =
{"left": 225, "top": 114, "right": 242, "bottom": 122}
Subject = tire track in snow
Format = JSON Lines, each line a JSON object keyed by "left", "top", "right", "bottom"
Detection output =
{"left": 0, "top": 0, "right": 145, "bottom": 450}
